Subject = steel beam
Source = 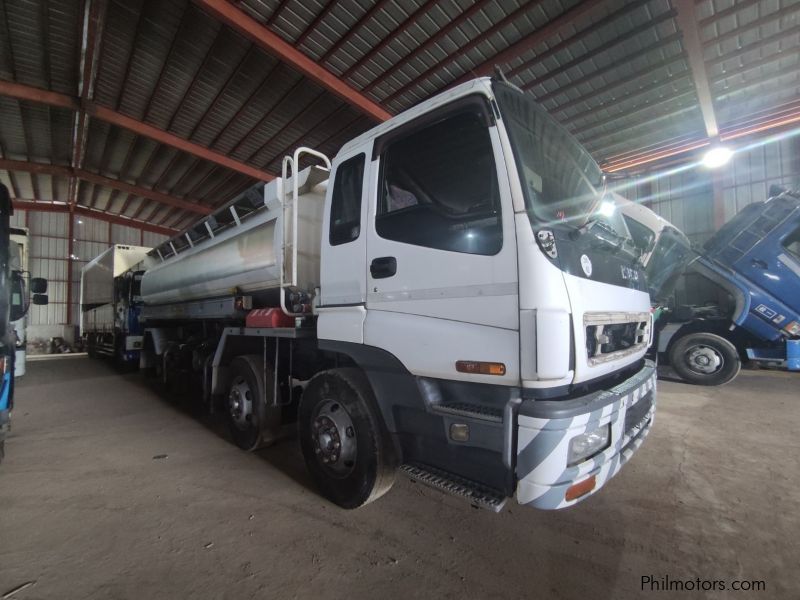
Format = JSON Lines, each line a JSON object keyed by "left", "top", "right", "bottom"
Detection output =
{"left": 70, "top": 0, "right": 106, "bottom": 209}
{"left": 11, "top": 200, "right": 179, "bottom": 236}
{"left": 0, "top": 79, "right": 273, "bottom": 181}
{"left": 675, "top": 0, "right": 718, "bottom": 138}
{"left": 87, "top": 104, "right": 273, "bottom": 180}
{"left": 0, "top": 159, "right": 211, "bottom": 214}
{"left": 603, "top": 107, "right": 800, "bottom": 173}
{"left": 195, "top": 0, "right": 391, "bottom": 122}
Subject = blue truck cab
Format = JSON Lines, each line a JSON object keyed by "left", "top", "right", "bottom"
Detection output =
{"left": 696, "top": 189, "right": 800, "bottom": 344}
{"left": 619, "top": 186, "right": 800, "bottom": 385}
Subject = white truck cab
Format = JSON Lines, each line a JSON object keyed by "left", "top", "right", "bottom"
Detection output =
{"left": 316, "top": 78, "right": 656, "bottom": 509}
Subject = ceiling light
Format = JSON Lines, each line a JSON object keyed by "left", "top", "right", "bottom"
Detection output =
{"left": 701, "top": 146, "right": 733, "bottom": 169}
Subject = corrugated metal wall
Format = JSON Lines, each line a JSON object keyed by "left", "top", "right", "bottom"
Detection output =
{"left": 10, "top": 210, "right": 168, "bottom": 346}
{"left": 720, "top": 137, "right": 800, "bottom": 223}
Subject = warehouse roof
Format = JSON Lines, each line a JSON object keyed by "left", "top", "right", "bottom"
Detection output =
{"left": 0, "top": 0, "right": 797, "bottom": 233}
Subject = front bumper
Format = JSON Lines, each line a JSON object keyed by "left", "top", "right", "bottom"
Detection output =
{"left": 516, "top": 360, "right": 656, "bottom": 509}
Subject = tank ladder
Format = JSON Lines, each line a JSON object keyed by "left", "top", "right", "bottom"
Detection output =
{"left": 280, "top": 147, "right": 331, "bottom": 317}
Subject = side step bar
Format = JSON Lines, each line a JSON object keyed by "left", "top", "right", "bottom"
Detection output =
{"left": 400, "top": 463, "right": 508, "bottom": 512}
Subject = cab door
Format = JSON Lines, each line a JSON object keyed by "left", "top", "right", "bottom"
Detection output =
{"left": 318, "top": 150, "right": 369, "bottom": 343}
{"left": 734, "top": 208, "right": 800, "bottom": 316}
{"left": 363, "top": 95, "right": 519, "bottom": 384}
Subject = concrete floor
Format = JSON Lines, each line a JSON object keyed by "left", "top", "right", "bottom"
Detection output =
{"left": 1, "top": 357, "right": 798, "bottom": 599}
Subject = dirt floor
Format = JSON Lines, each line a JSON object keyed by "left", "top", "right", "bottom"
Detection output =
{"left": 0, "top": 356, "right": 798, "bottom": 599}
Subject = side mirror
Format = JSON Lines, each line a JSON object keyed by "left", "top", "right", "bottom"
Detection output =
{"left": 33, "top": 294, "right": 49, "bottom": 305}
{"left": 31, "top": 277, "right": 48, "bottom": 294}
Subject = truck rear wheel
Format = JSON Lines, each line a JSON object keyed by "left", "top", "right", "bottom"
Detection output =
{"left": 669, "top": 332, "right": 741, "bottom": 386}
{"left": 299, "top": 369, "right": 396, "bottom": 509}
{"left": 225, "top": 355, "right": 280, "bottom": 451}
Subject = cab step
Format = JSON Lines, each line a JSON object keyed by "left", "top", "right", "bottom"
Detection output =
{"left": 431, "top": 402, "right": 503, "bottom": 423}
{"left": 400, "top": 463, "right": 507, "bottom": 512}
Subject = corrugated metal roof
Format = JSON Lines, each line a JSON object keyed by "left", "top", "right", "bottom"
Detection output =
{"left": 0, "top": 0, "right": 798, "bottom": 229}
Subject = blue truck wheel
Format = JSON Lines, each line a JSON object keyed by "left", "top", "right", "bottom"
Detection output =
{"left": 669, "top": 332, "right": 741, "bottom": 386}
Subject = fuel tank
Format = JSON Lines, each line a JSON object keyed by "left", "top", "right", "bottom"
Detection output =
{"left": 140, "top": 167, "right": 327, "bottom": 307}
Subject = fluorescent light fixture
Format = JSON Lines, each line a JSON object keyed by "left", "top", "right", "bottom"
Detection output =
{"left": 701, "top": 146, "right": 733, "bottom": 169}
{"left": 598, "top": 200, "right": 616, "bottom": 217}
{"left": 77, "top": 219, "right": 84, "bottom": 224}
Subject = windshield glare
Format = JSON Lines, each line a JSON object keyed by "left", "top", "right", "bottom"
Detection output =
{"left": 493, "top": 82, "right": 604, "bottom": 226}
{"left": 645, "top": 227, "right": 693, "bottom": 299}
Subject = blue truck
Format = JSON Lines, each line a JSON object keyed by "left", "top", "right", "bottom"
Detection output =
{"left": 0, "top": 183, "right": 48, "bottom": 462}
{"left": 618, "top": 185, "right": 800, "bottom": 385}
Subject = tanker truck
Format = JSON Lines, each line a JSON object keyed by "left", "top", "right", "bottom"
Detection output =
{"left": 125, "top": 77, "right": 657, "bottom": 510}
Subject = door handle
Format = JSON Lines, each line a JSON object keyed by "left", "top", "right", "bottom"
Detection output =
{"left": 370, "top": 256, "right": 397, "bottom": 279}
{"left": 751, "top": 258, "right": 768, "bottom": 269}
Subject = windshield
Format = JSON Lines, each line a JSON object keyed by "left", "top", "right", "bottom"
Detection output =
{"left": 644, "top": 227, "right": 694, "bottom": 300}
{"left": 492, "top": 82, "right": 604, "bottom": 225}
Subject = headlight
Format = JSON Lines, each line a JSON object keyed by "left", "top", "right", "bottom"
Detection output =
{"left": 567, "top": 424, "right": 611, "bottom": 466}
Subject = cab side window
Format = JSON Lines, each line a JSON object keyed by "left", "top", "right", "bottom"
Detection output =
{"left": 783, "top": 224, "right": 800, "bottom": 261}
{"left": 376, "top": 109, "right": 502, "bottom": 255}
{"left": 329, "top": 154, "right": 366, "bottom": 246}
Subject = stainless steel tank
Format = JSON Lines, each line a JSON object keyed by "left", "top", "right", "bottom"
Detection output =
{"left": 140, "top": 168, "right": 327, "bottom": 307}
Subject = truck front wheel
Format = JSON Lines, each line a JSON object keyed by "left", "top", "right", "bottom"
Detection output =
{"left": 669, "top": 332, "right": 741, "bottom": 386}
{"left": 299, "top": 369, "right": 396, "bottom": 509}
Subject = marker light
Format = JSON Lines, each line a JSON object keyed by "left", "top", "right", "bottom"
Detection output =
{"left": 701, "top": 146, "right": 733, "bottom": 169}
{"left": 565, "top": 475, "right": 596, "bottom": 502}
{"left": 456, "top": 361, "right": 506, "bottom": 376}
{"left": 598, "top": 200, "right": 616, "bottom": 217}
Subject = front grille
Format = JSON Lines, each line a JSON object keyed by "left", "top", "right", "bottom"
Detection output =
{"left": 585, "top": 312, "right": 650, "bottom": 366}
{"left": 625, "top": 390, "right": 653, "bottom": 434}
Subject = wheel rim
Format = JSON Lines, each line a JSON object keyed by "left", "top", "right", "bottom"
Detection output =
{"left": 311, "top": 399, "right": 357, "bottom": 478}
{"left": 684, "top": 344, "right": 724, "bottom": 375}
{"left": 228, "top": 376, "right": 254, "bottom": 430}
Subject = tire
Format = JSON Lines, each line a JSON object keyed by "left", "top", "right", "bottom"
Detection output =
{"left": 299, "top": 368, "right": 397, "bottom": 509}
{"left": 669, "top": 332, "right": 741, "bottom": 386}
{"left": 225, "top": 355, "right": 281, "bottom": 451}
{"left": 0, "top": 439, "right": 4, "bottom": 464}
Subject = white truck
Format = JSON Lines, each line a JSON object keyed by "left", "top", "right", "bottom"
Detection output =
{"left": 81, "top": 245, "right": 153, "bottom": 364}
{"left": 111, "top": 77, "right": 656, "bottom": 510}
{"left": 9, "top": 229, "right": 29, "bottom": 376}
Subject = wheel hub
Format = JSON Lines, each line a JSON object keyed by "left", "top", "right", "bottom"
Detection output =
{"left": 228, "top": 376, "right": 253, "bottom": 429}
{"left": 311, "top": 400, "right": 357, "bottom": 477}
{"left": 687, "top": 345, "right": 723, "bottom": 374}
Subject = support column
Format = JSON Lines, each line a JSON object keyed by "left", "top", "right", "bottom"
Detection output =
{"left": 66, "top": 212, "right": 75, "bottom": 325}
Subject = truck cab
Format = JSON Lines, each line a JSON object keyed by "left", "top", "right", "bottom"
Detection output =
{"left": 315, "top": 78, "right": 656, "bottom": 508}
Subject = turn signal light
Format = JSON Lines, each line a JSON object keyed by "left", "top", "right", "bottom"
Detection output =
{"left": 455, "top": 360, "right": 506, "bottom": 376}
{"left": 565, "top": 475, "right": 596, "bottom": 502}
